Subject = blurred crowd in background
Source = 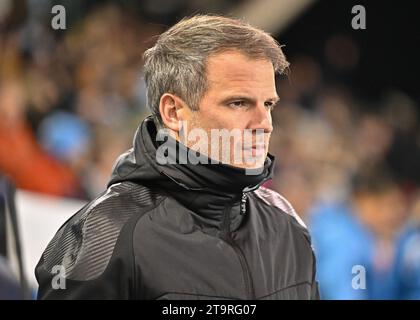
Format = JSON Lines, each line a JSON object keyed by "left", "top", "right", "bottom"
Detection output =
{"left": 1, "top": 1, "right": 419, "bottom": 299}
{"left": 1, "top": 3, "right": 163, "bottom": 200}
{"left": 271, "top": 71, "right": 420, "bottom": 299}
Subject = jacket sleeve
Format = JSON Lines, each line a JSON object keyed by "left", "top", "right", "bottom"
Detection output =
{"left": 299, "top": 220, "right": 321, "bottom": 300}
{"left": 35, "top": 252, "right": 134, "bottom": 300}
{"left": 35, "top": 216, "right": 137, "bottom": 300}
{"left": 311, "top": 251, "right": 321, "bottom": 300}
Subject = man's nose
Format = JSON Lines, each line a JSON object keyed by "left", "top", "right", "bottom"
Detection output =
{"left": 250, "top": 103, "right": 273, "bottom": 133}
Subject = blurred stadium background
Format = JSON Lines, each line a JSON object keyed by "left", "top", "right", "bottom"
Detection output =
{"left": 0, "top": 0, "right": 419, "bottom": 299}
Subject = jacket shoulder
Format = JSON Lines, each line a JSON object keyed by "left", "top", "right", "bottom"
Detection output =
{"left": 252, "top": 186, "right": 307, "bottom": 229}
{"left": 37, "top": 182, "right": 163, "bottom": 283}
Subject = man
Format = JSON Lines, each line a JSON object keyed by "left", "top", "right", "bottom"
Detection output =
{"left": 36, "top": 15, "right": 319, "bottom": 300}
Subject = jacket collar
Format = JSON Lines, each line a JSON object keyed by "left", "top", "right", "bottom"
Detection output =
{"left": 108, "top": 116, "right": 275, "bottom": 232}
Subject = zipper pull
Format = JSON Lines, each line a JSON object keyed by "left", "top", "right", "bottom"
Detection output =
{"left": 240, "top": 193, "right": 247, "bottom": 214}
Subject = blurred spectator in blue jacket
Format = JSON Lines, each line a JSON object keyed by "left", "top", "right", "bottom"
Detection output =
{"left": 390, "top": 194, "right": 420, "bottom": 299}
{"left": 309, "top": 166, "right": 409, "bottom": 299}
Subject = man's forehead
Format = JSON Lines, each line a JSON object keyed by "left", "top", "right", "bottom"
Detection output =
{"left": 206, "top": 50, "right": 273, "bottom": 75}
{"left": 205, "top": 51, "right": 276, "bottom": 91}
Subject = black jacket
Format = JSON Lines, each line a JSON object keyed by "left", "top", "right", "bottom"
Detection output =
{"left": 35, "top": 117, "right": 319, "bottom": 300}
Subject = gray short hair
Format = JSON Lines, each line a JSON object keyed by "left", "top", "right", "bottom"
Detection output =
{"left": 143, "top": 14, "right": 289, "bottom": 127}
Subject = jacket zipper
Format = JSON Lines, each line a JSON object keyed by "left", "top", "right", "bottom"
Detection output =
{"left": 221, "top": 193, "right": 255, "bottom": 299}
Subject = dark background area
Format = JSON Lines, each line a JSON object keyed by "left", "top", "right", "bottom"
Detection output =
{"left": 280, "top": 0, "right": 419, "bottom": 103}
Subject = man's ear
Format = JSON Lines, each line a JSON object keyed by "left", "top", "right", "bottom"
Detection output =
{"left": 159, "top": 93, "right": 190, "bottom": 133}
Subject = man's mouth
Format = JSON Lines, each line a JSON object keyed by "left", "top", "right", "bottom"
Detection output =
{"left": 244, "top": 145, "right": 266, "bottom": 157}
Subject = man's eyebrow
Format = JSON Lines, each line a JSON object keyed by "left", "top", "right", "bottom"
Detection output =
{"left": 220, "top": 95, "right": 256, "bottom": 104}
{"left": 267, "top": 96, "right": 280, "bottom": 103}
{"left": 221, "top": 95, "right": 280, "bottom": 103}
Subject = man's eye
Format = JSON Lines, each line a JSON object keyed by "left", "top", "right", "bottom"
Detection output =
{"left": 265, "top": 101, "right": 277, "bottom": 110}
{"left": 229, "top": 101, "right": 246, "bottom": 108}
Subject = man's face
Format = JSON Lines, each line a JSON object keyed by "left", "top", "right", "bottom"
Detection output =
{"left": 180, "top": 50, "right": 277, "bottom": 169}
